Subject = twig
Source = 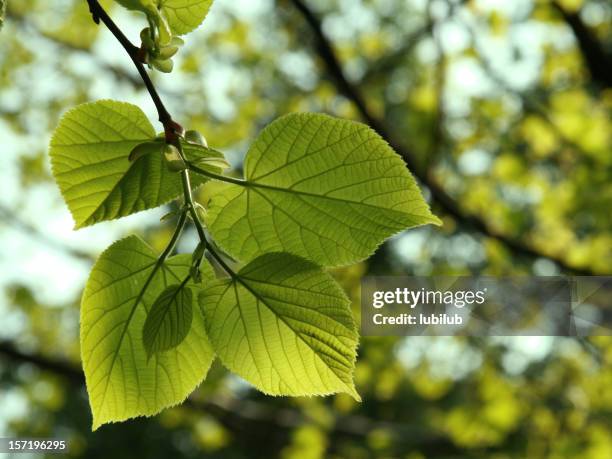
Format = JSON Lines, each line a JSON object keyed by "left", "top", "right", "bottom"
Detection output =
{"left": 0, "top": 340, "right": 458, "bottom": 451}
{"left": 84, "top": 0, "right": 209, "bottom": 261}
{"left": 86, "top": 0, "right": 178, "bottom": 133}
{"left": 551, "top": 0, "right": 612, "bottom": 88}
{"left": 8, "top": 11, "right": 144, "bottom": 88}
{"left": 0, "top": 204, "right": 93, "bottom": 261}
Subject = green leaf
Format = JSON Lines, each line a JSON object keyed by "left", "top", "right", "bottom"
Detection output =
{"left": 81, "top": 235, "right": 215, "bottom": 430}
{"left": 151, "top": 57, "right": 174, "bottom": 73}
{"left": 163, "top": 144, "right": 187, "bottom": 171}
{"left": 128, "top": 141, "right": 162, "bottom": 162}
{"left": 115, "top": 0, "right": 213, "bottom": 35}
{"left": 200, "top": 252, "right": 360, "bottom": 400}
{"left": 184, "top": 143, "right": 230, "bottom": 171}
{"left": 184, "top": 129, "right": 207, "bottom": 146}
{"left": 160, "top": 0, "right": 214, "bottom": 35}
{"left": 142, "top": 283, "right": 193, "bottom": 358}
{"left": 205, "top": 113, "right": 441, "bottom": 267}
{"left": 49, "top": 100, "right": 205, "bottom": 228}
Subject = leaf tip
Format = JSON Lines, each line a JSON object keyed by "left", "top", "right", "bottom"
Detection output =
{"left": 429, "top": 214, "right": 443, "bottom": 226}
{"left": 144, "top": 343, "right": 159, "bottom": 364}
{"left": 91, "top": 417, "right": 102, "bottom": 432}
{"left": 342, "top": 384, "right": 361, "bottom": 402}
{"left": 73, "top": 216, "right": 97, "bottom": 230}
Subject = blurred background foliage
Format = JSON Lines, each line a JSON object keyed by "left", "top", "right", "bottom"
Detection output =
{"left": 0, "top": 0, "right": 611, "bottom": 457}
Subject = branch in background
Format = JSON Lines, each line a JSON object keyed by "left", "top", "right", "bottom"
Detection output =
{"left": 0, "top": 204, "right": 93, "bottom": 261}
{"left": 7, "top": 10, "right": 185, "bottom": 100}
{"left": 426, "top": 1, "right": 448, "bottom": 166}
{"left": 0, "top": 341, "right": 463, "bottom": 454}
{"left": 358, "top": 0, "right": 466, "bottom": 85}
{"left": 288, "top": 0, "right": 599, "bottom": 276}
{"left": 551, "top": 0, "right": 612, "bottom": 88}
{"left": 7, "top": 11, "right": 143, "bottom": 89}
{"left": 464, "top": 24, "right": 596, "bottom": 164}
{"left": 359, "top": 23, "right": 432, "bottom": 85}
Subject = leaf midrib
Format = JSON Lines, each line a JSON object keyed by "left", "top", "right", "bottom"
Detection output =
{"left": 78, "top": 153, "right": 153, "bottom": 227}
{"left": 95, "top": 262, "right": 179, "bottom": 411}
{"left": 145, "top": 283, "right": 190, "bottom": 353}
{"left": 243, "top": 180, "right": 418, "bottom": 215}
{"left": 231, "top": 274, "right": 354, "bottom": 393}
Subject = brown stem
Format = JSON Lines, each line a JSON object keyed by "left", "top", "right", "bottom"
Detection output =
{"left": 85, "top": 0, "right": 180, "bottom": 134}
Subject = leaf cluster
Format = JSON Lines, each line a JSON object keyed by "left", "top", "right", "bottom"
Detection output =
{"left": 48, "top": 0, "right": 440, "bottom": 429}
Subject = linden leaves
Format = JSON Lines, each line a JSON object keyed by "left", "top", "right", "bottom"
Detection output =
{"left": 113, "top": 0, "right": 214, "bottom": 71}
{"left": 201, "top": 253, "right": 360, "bottom": 399}
{"left": 50, "top": 99, "right": 439, "bottom": 429}
{"left": 81, "top": 236, "right": 215, "bottom": 429}
{"left": 50, "top": 100, "right": 225, "bottom": 228}
{"left": 114, "top": 0, "right": 214, "bottom": 36}
{"left": 204, "top": 113, "right": 441, "bottom": 266}
{"left": 47, "top": 0, "right": 442, "bottom": 434}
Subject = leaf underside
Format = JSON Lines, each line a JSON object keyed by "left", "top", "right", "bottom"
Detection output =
{"left": 161, "top": 0, "right": 214, "bottom": 35}
{"left": 142, "top": 283, "right": 194, "bottom": 358}
{"left": 81, "top": 235, "right": 215, "bottom": 430}
{"left": 206, "top": 112, "right": 441, "bottom": 267}
{"left": 50, "top": 100, "right": 206, "bottom": 229}
{"left": 114, "top": 0, "right": 214, "bottom": 35}
{"left": 200, "top": 252, "right": 360, "bottom": 400}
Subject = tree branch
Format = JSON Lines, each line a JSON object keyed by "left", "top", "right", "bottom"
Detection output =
{"left": 85, "top": 0, "right": 178, "bottom": 133}
{"left": 0, "top": 204, "right": 93, "bottom": 261}
{"left": 0, "top": 340, "right": 464, "bottom": 454}
{"left": 359, "top": 23, "right": 432, "bottom": 85}
{"left": 464, "top": 23, "right": 593, "bottom": 161}
{"left": 551, "top": 0, "right": 612, "bottom": 88}
{"left": 288, "top": 0, "right": 600, "bottom": 275}
{"left": 7, "top": 11, "right": 144, "bottom": 89}
{"left": 84, "top": 0, "right": 209, "bottom": 257}
{"left": 426, "top": 3, "right": 448, "bottom": 166}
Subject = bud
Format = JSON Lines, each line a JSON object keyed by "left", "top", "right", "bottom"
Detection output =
{"left": 155, "top": 13, "right": 172, "bottom": 47}
{"left": 194, "top": 202, "right": 208, "bottom": 221}
{"left": 184, "top": 130, "right": 208, "bottom": 147}
{"left": 192, "top": 241, "right": 206, "bottom": 265}
{"left": 151, "top": 58, "right": 174, "bottom": 73}
{"left": 190, "top": 241, "right": 206, "bottom": 284}
{"left": 159, "top": 45, "right": 179, "bottom": 59}
{"left": 190, "top": 265, "right": 202, "bottom": 283}
{"left": 193, "top": 156, "right": 230, "bottom": 171}
{"left": 163, "top": 144, "right": 186, "bottom": 171}
{"left": 170, "top": 37, "right": 185, "bottom": 47}
{"left": 140, "top": 27, "right": 155, "bottom": 50}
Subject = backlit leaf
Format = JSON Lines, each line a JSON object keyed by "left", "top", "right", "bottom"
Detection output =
{"left": 81, "top": 235, "right": 215, "bottom": 430}
{"left": 200, "top": 252, "right": 360, "bottom": 400}
{"left": 114, "top": 0, "right": 214, "bottom": 35}
{"left": 142, "top": 283, "right": 193, "bottom": 358}
{"left": 206, "top": 113, "right": 441, "bottom": 266}
{"left": 49, "top": 100, "right": 206, "bottom": 228}
{"left": 161, "top": 0, "right": 214, "bottom": 35}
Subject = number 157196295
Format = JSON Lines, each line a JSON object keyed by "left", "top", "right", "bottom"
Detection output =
{"left": 1, "top": 438, "right": 67, "bottom": 453}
